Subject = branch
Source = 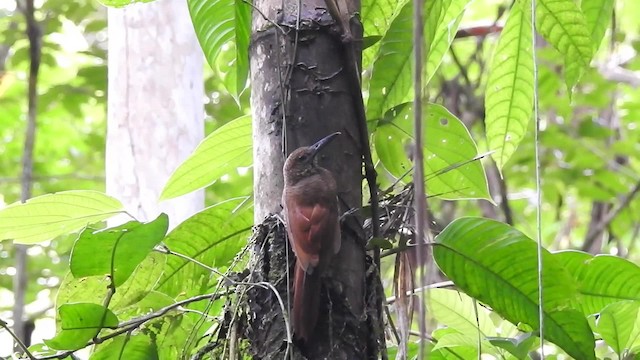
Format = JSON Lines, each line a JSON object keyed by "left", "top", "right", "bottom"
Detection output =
{"left": 14, "top": 0, "right": 42, "bottom": 351}
{"left": 583, "top": 180, "right": 640, "bottom": 248}
{"left": 36, "top": 292, "right": 229, "bottom": 360}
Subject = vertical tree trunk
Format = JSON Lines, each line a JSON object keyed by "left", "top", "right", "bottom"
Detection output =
{"left": 106, "top": 0, "right": 204, "bottom": 225}
{"left": 247, "top": 0, "right": 377, "bottom": 358}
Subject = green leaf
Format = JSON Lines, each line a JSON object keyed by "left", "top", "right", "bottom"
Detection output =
{"left": 485, "top": 4, "right": 534, "bottom": 170}
{"left": 234, "top": 0, "right": 250, "bottom": 94}
{"left": 427, "top": 288, "right": 496, "bottom": 337}
{"left": 432, "top": 328, "right": 489, "bottom": 353}
{"left": 554, "top": 251, "right": 640, "bottom": 315}
{"left": 361, "top": 0, "right": 406, "bottom": 68}
{"left": 366, "top": 0, "right": 469, "bottom": 122}
{"left": 434, "top": 217, "right": 595, "bottom": 360}
{"left": 0, "top": 191, "right": 123, "bottom": 244}
{"left": 595, "top": 301, "right": 640, "bottom": 356}
{"left": 58, "top": 252, "right": 166, "bottom": 313}
{"left": 45, "top": 303, "right": 118, "bottom": 350}
{"left": 70, "top": 214, "right": 168, "bottom": 286}
{"left": 487, "top": 333, "right": 537, "bottom": 360}
{"left": 91, "top": 335, "right": 159, "bottom": 360}
{"left": 531, "top": 0, "right": 593, "bottom": 91}
{"left": 423, "top": 7, "right": 465, "bottom": 85}
{"left": 155, "top": 198, "right": 252, "bottom": 296}
{"left": 581, "top": 0, "right": 614, "bottom": 50}
{"left": 160, "top": 115, "right": 252, "bottom": 200}
{"left": 374, "top": 103, "right": 491, "bottom": 200}
{"left": 188, "top": 0, "right": 248, "bottom": 97}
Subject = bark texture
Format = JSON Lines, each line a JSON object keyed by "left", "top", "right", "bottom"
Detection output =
{"left": 247, "top": 0, "right": 376, "bottom": 357}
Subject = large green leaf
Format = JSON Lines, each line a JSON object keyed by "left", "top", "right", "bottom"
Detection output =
{"left": 361, "top": 0, "right": 406, "bottom": 68}
{"left": 428, "top": 289, "right": 503, "bottom": 356}
{"left": 554, "top": 251, "right": 640, "bottom": 315}
{"left": 160, "top": 115, "right": 252, "bottom": 200}
{"left": 366, "top": 0, "right": 470, "bottom": 122}
{"left": 45, "top": 303, "right": 119, "bottom": 350}
{"left": 595, "top": 301, "right": 640, "bottom": 356}
{"left": 187, "top": 0, "right": 250, "bottom": 97}
{"left": 70, "top": 214, "right": 168, "bottom": 286}
{"left": 91, "top": 335, "right": 159, "bottom": 360}
{"left": 155, "top": 198, "right": 252, "bottom": 296}
{"left": 59, "top": 252, "right": 167, "bottom": 314}
{"left": 485, "top": 4, "right": 534, "bottom": 170}
{"left": 428, "top": 288, "right": 496, "bottom": 337}
{"left": 434, "top": 217, "right": 595, "bottom": 360}
{"left": 530, "top": 0, "right": 593, "bottom": 91}
{"left": 0, "top": 191, "right": 123, "bottom": 244}
{"left": 581, "top": 0, "right": 614, "bottom": 50}
{"left": 374, "top": 103, "right": 491, "bottom": 200}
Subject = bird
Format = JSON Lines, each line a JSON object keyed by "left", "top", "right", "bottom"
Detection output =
{"left": 282, "top": 132, "right": 342, "bottom": 343}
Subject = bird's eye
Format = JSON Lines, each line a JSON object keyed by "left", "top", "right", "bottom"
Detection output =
{"left": 299, "top": 154, "right": 308, "bottom": 161}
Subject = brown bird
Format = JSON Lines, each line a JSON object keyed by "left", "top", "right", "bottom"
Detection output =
{"left": 282, "top": 132, "right": 342, "bottom": 342}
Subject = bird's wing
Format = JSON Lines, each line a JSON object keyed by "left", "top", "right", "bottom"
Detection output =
{"left": 284, "top": 199, "right": 337, "bottom": 273}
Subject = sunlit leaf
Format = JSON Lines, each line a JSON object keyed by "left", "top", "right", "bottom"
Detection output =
{"left": 59, "top": 252, "right": 166, "bottom": 314}
{"left": 155, "top": 198, "right": 252, "bottom": 296}
{"left": 70, "top": 214, "right": 168, "bottom": 286}
{"left": 581, "top": 0, "right": 614, "bottom": 50}
{"left": 485, "top": 4, "right": 534, "bottom": 169}
{"left": 361, "top": 0, "right": 407, "bottom": 68}
{"left": 428, "top": 288, "right": 496, "bottom": 337}
{"left": 366, "top": 0, "right": 470, "bottom": 122}
{"left": 234, "top": 0, "right": 250, "bottom": 94}
{"left": 554, "top": 251, "right": 640, "bottom": 315}
{"left": 375, "top": 103, "right": 491, "bottom": 200}
{"left": 188, "top": 0, "right": 248, "bottom": 97}
{"left": 487, "top": 333, "right": 537, "bottom": 360}
{"left": 91, "top": 334, "right": 159, "bottom": 360}
{"left": 434, "top": 217, "right": 595, "bottom": 360}
{"left": 531, "top": 0, "right": 593, "bottom": 91}
{"left": 160, "top": 115, "right": 252, "bottom": 200}
{"left": 45, "top": 303, "right": 118, "bottom": 350}
{"left": 595, "top": 301, "right": 640, "bottom": 356}
{"left": 0, "top": 191, "right": 123, "bottom": 244}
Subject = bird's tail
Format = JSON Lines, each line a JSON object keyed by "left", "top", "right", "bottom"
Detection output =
{"left": 292, "top": 263, "right": 321, "bottom": 342}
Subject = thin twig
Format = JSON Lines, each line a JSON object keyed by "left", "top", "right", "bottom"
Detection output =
{"left": 412, "top": 0, "right": 426, "bottom": 358}
{"left": 385, "top": 281, "right": 454, "bottom": 304}
{"left": 530, "top": 0, "right": 545, "bottom": 356}
{"left": 0, "top": 318, "right": 36, "bottom": 360}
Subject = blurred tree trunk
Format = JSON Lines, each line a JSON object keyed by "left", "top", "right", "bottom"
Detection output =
{"left": 247, "top": 0, "right": 379, "bottom": 358}
{"left": 106, "top": 0, "right": 204, "bottom": 226}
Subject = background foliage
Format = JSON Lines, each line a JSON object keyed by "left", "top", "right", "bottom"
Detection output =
{"left": 1, "top": 0, "right": 640, "bottom": 358}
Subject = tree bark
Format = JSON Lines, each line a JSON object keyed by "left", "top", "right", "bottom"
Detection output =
{"left": 106, "top": 0, "right": 204, "bottom": 226}
{"left": 247, "top": 0, "right": 377, "bottom": 358}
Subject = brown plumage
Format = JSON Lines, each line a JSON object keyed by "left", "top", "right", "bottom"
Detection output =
{"left": 282, "top": 132, "right": 341, "bottom": 342}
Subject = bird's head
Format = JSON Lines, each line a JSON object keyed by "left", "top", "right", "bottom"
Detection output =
{"left": 284, "top": 132, "right": 341, "bottom": 185}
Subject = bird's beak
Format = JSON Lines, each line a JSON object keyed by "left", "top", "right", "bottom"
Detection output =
{"left": 309, "top": 132, "right": 341, "bottom": 157}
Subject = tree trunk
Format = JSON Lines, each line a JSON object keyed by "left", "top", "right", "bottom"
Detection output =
{"left": 247, "top": 0, "right": 378, "bottom": 358}
{"left": 106, "top": 0, "right": 204, "bottom": 226}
